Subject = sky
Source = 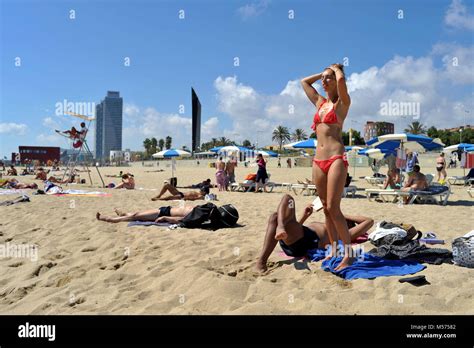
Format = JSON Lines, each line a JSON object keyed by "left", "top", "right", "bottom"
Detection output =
{"left": 1, "top": 0, "right": 473, "bottom": 157}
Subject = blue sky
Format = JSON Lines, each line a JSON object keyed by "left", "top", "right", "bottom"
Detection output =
{"left": 1, "top": 0, "right": 473, "bottom": 157}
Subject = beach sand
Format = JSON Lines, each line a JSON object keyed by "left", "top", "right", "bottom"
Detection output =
{"left": 0, "top": 158, "right": 473, "bottom": 314}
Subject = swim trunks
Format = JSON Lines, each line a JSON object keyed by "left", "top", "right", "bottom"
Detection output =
{"left": 279, "top": 225, "right": 320, "bottom": 257}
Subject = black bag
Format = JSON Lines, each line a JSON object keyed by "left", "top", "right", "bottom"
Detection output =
{"left": 179, "top": 203, "right": 239, "bottom": 230}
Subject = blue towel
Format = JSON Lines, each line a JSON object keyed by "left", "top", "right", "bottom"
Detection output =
{"left": 307, "top": 247, "right": 425, "bottom": 280}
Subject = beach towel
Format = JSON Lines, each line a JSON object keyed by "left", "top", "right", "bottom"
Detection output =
{"left": 127, "top": 221, "right": 173, "bottom": 227}
{"left": 0, "top": 189, "right": 25, "bottom": 195}
{"left": 0, "top": 195, "right": 30, "bottom": 206}
{"left": 307, "top": 248, "right": 425, "bottom": 280}
{"left": 50, "top": 189, "right": 111, "bottom": 197}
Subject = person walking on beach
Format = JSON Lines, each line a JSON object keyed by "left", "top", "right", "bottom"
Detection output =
{"left": 436, "top": 152, "right": 447, "bottom": 183}
{"left": 286, "top": 158, "right": 292, "bottom": 168}
{"left": 225, "top": 156, "right": 237, "bottom": 186}
{"left": 215, "top": 157, "right": 226, "bottom": 191}
{"left": 255, "top": 154, "right": 268, "bottom": 193}
{"left": 301, "top": 63, "right": 352, "bottom": 270}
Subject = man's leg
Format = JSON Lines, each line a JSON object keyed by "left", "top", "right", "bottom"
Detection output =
{"left": 152, "top": 183, "right": 179, "bottom": 200}
{"left": 344, "top": 216, "right": 374, "bottom": 240}
{"left": 97, "top": 208, "right": 161, "bottom": 223}
{"left": 255, "top": 212, "right": 279, "bottom": 272}
{"left": 274, "top": 194, "right": 304, "bottom": 244}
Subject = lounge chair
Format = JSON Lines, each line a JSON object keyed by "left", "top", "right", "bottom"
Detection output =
{"left": 230, "top": 180, "right": 275, "bottom": 193}
{"left": 290, "top": 183, "right": 317, "bottom": 196}
{"left": 365, "top": 186, "right": 450, "bottom": 205}
{"left": 448, "top": 168, "right": 474, "bottom": 185}
{"left": 343, "top": 185, "right": 357, "bottom": 198}
{"left": 365, "top": 176, "right": 385, "bottom": 186}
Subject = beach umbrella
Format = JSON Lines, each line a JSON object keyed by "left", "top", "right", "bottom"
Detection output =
{"left": 289, "top": 139, "right": 318, "bottom": 149}
{"left": 209, "top": 146, "right": 223, "bottom": 153}
{"left": 443, "top": 143, "right": 474, "bottom": 152}
{"left": 345, "top": 146, "right": 364, "bottom": 152}
{"left": 366, "top": 133, "right": 444, "bottom": 153}
{"left": 283, "top": 141, "right": 301, "bottom": 149}
{"left": 256, "top": 150, "right": 278, "bottom": 157}
{"left": 358, "top": 148, "right": 396, "bottom": 160}
{"left": 152, "top": 149, "right": 191, "bottom": 178}
{"left": 217, "top": 146, "right": 253, "bottom": 158}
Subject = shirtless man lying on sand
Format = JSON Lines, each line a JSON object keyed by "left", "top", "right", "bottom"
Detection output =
{"left": 96, "top": 205, "right": 194, "bottom": 224}
{"left": 151, "top": 182, "right": 209, "bottom": 201}
{"left": 255, "top": 194, "right": 374, "bottom": 272}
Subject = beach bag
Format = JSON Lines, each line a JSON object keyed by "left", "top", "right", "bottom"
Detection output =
{"left": 179, "top": 203, "right": 239, "bottom": 230}
{"left": 452, "top": 231, "right": 474, "bottom": 268}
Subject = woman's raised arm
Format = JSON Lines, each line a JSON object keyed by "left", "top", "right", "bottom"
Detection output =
{"left": 301, "top": 72, "right": 323, "bottom": 107}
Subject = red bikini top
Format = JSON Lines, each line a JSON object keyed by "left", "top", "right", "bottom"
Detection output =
{"left": 311, "top": 100, "right": 341, "bottom": 131}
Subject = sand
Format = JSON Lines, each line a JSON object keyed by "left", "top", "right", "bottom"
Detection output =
{"left": 0, "top": 157, "right": 473, "bottom": 314}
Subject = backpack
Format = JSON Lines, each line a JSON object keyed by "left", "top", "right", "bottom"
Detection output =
{"left": 179, "top": 203, "right": 239, "bottom": 230}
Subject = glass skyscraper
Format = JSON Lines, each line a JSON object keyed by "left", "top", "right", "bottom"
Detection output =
{"left": 95, "top": 91, "right": 123, "bottom": 161}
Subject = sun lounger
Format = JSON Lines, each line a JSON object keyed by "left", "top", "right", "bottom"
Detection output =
{"left": 448, "top": 176, "right": 473, "bottom": 185}
{"left": 290, "top": 183, "right": 317, "bottom": 196}
{"left": 343, "top": 185, "right": 357, "bottom": 198}
{"left": 365, "top": 176, "right": 385, "bottom": 186}
{"left": 365, "top": 186, "right": 450, "bottom": 205}
{"left": 230, "top": 181, "right": 275, "bottom": 193}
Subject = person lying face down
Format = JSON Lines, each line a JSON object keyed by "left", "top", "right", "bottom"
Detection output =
{"left": 0, "top": 178, "right": 38, "bottom": 189}
{"left": 254, "top": 194, "right": 374, "bottom": 273}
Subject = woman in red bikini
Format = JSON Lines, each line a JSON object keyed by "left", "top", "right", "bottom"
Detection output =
{"left": 300, "top": 63, "right": 352, "bottom": 270}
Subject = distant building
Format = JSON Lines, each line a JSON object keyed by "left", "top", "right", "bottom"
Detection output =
{"left": 364, "top": 121, "right": 394, "bottom": 142}
{"left": 95, "top": 91, "right": 123, "bottom": 161}
{"left": 15, "top": 146, "right": 60, "bottom": 164}
{"left": 443, "top": 125, "right": 473, "bottom": 132}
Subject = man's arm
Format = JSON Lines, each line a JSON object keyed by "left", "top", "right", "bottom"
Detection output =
{"left": 155, "top": 216, "right": 183, "bottom": 224}
{"left": 298, "top": 205, "right": 313, "bottom": 224}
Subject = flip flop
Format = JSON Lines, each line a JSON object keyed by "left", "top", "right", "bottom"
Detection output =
{"left": 398, "top": 275, "right": 430, "bottom": 287}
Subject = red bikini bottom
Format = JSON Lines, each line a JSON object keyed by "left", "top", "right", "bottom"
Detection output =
{"left": 313, "top": 155, "right": 348, "bottom": 174}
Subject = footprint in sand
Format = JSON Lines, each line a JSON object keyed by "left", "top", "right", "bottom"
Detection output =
{"left": 32, "top": 262, "right": 57, "bottom": 277}
{"left": 8, "top": 261, "right": 24, "bottom": 268}
{"left": 81, "top": 247, "right": 98, "bottom": 252}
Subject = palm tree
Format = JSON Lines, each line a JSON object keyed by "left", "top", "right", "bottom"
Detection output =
{"left": 272, "top": 125, "right": 291, "bottom": 151}
{"left": 158, "top": 138, "right": 165, "bottom": 151}
{"left": 165, "top": 136, "right": 172, "bottom": 149}
{"left": 211, "top": 138, "right": 218, "bottom": 147}
{"left": 150, "top": 137, "right": 158, "bottom": 155}
{"left": 291, "top": 128, "right": 308, "bottom": 141}
{"left": 143, "top": 138, "right": 152, "bottom": 158}
{"left": 404, "top": 121, "right": 427, "bottom": 135}
{"left": 218, "top": 137, "right": 233, "bottom": 146}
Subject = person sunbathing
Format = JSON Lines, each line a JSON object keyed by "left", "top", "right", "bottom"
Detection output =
{"left": 114, "top": 173, "right": 135, "bottom": 189}
{"left": 0, "top": 178, "right": 38, "bottom": 189}
{"left": 105, "top": 171, "right": 123, "bottom": 178}
{"left": 35, "top": 168, "right": 48, "bottom": 181}
{"left": 151, "top": 182, "right": 207, "bottom": 201}
{"left": 7, "top": 165, "right": 17, "bottom": 176}
{"left": 96, "top": 205, "right": 195, "bottom": 224}
{"left": 383, "top": 168, "right": 401, "bottom": 189}
{"left": 402, "top": 165, "right": 427, "bottom": 191}
{"left": 47, "top": 173, "right": 77, "bottom": 184}
{"left": 177, "top": 179, "right": 216, "bottom": 189}
{"left": 255, "top": 194, "right": 374, "bottom": 273}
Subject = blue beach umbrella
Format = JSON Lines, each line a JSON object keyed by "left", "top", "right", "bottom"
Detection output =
{"left": 366, "top": 133, "right": 444, "bottom": 153}
{"left": 288, "top": 139, "right": 318, "bottom": 149}
{"left": 256, "top": 150, "right": 278, "bottom": 157}
{"left": 152, "top": 149, "right": 191, "bottom": 177}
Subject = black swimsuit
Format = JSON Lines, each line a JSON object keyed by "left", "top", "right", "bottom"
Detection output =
{"left": 279, "top": 226, "right": 320, "bottom": 257}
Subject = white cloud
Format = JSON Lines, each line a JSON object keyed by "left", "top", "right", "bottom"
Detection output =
{"left": 432, "top": 43, "right": 474, "bottom": 84}
{"left": 36, "top": 133, "right": 64, "bottom": 146}
{"left": 42, "top": 117, "right": 60, "bottom": 130}
{"left": 0, "top": 123, "right": 27, "bottom": 135}
{"left": 202, "top": 117, "right": 220, "bottom": 139}
{"left": 122, "top": 106, "right": 192, "bottom": 150}
{"left": 237, "top": 0, "right": 270, "bottom": 20}
{"left": 444, "top": 0, "right": 474, "bottom": 31}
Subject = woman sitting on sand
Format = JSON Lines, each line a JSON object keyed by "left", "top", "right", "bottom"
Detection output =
{"left": 114, "top": 173, "right": 135, "bottom": 189}
{"left": 151, "top": 181, "right": 208, "bottom": 201}
{"left": 0, "top": 178, "right": 38, "bottom": 189}
{"left": 96, "top": 205, "right": 195, "bottom": 224}
{"left": 255, "top": 194, "right": 374, "bottom": 272}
